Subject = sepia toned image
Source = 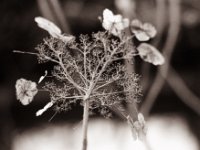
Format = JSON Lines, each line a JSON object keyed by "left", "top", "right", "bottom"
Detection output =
{"left": 0, "top": 0, "right": 200, "bottom": 150}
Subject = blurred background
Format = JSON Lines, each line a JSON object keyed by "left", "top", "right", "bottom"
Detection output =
{"left": 0, "top": 0, "right": 200, "bottom": 149}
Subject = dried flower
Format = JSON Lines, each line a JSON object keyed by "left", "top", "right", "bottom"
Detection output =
{"left": 127, "top": 113, "right": 147, "bottom": 140}
{"left": 15, "top": 78, "right": 38, "bottom": 105}
{"left": 131, "top": 19, "right": 157, "bottom": 41}
{"left": 35, "top": 31, "right": 142, "bottom": 116}
{"left": 137, "top": 43, "right": 165, "bottom": 65}
{"left": 34, "top": 17, "right": 75, "bottom": 43}
{"left": 102, "top": 9, "right": 129, "bottom": 36}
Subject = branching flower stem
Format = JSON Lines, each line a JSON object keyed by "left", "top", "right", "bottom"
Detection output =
{"left": 14, "top": 8, "right": 160, "bottom": 150}
{"left": 58, "top": 57, "right": 86, "bottom": 94}
{"left": 80, "top": 36, "right": 134, "bottom": 150}
{"left": 82, "top": 99, "right": 89, "bottom": 150}
{"left": 92, "top": 36, "right": 133, "bottom": 89}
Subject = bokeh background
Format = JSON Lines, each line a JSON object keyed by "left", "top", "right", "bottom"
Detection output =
{"left": 0, "top": 0, "right": 200, "bottom": 149}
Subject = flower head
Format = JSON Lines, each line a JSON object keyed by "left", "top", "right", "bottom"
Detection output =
{"left": 34, "top": 17, "right": 75, "bottom": 43}
{"left": 137, "top": 43, "right": 165, "bottom": 65}
{"left": 15, "top": 78, "right": 38, "bottom": 105}
{"left": 102, "top": 9, "right": 129, "bottom": 36}
{"left": 131, "top": 19, "right": 157, "bottom": 41}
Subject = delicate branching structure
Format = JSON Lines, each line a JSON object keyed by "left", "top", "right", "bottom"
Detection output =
{"left": 15, "top": 8, "right": 165, "bottom": 150}
{"left": 36, "top": 33, "right": 141, "bottom": 116}
{"left": 35, "top": 32, "right": 142, "bottom": 150}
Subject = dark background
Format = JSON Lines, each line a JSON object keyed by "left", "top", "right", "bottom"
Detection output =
{"left": 0, "top": 0, "right": 200, "bottom": 149}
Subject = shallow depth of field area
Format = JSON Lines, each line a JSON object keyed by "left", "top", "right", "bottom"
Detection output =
{"left": 0, "top": 0, "right": 200, "bottom": 150}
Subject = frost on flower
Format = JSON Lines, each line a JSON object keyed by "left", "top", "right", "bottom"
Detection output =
{"left": 127, "top": 113, "right": 147, "bottom": 141}
{"left": 34, "top": 17, "right": 75, "bottom": 43}
{"left": 137, "top": 43, "right": 165, "bottom": 65}
{"left": 102, "top": 8, "right": 129, "bottom": 36}
{"left": 131, "top": 19, "right": 157, "bottom": 41}
{"left": 15, "top": 78, "right": 38, "bottom": 105}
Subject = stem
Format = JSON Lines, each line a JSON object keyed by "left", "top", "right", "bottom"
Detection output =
{"left": 81, "top": 99, "right": 89, "bottom": 150}
{"left": 13, "top": 50, "right": 38, "bottom": 56}
{"left": 167, "top": 68, "right": 200, "bottom": 115}
{"left": 80, "top": 80, "right": 94, "bottom": 150}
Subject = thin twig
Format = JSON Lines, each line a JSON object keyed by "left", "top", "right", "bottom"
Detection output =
{"left": 13, "top": 50, "right": 38, "bottom": 56}
{"left": 92, "top": 36, "right": 133, "bottom": 91}
{"left": 58, "top": 58, "right": 86, "bottom": 93}
{"left": 90, "top": 89, "right": 136, "bottom": 98}
{"left": 93, "top": 77, "right": 120, "bottom": 92}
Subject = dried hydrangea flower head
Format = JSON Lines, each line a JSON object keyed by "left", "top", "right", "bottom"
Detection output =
{"left": 35, "top": 17, "right": 75, "bottom": 43}
{"left": 102, "top": 8, "right": 130, "bottom": 36}
{"left": 35, "top": 31, "right": 142, "bottom": 117}
{"left": 131, "top": 19, "right": 157, "bottom": 41}
{"left": 14, "top": 8, "right": 166, "bottom": 150}
{"left": 137, "top": 43, "right": 165, "bottom": 65}
{"left": 15, "top": 78, "right": 38, "bottom": 105}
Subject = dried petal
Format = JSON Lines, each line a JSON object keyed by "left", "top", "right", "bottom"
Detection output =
{"left": 102, "top": 9, "right": 129, "bottom": 36}
{"left": 131, "top": 19, "right": 157, "bottom": 41}
{"left": 137, "top": 43, "right": 165, "bottom": 65}
{"left": 103, "top": 9, "right": 115, "bottom": 23}
{"left": 35, "top": 17, "right": 75, "bottom": 43}
{"left": 137, "top": 113, "right": 147, "bottom": 140}
{"left": 138, "top": 113, "right": 146, "bottom": 125}
{"left": 35, "top": 17, "right": 62, "bottom": 38}
{"left": 143, "top": 23, "right": 157, "bottom": 38}
{"left": 127, "top": 113, "right": 147, "bottom": 141}
{"left": 127, "top": 115, "right": 137, "bottom": 140}
{"left": 15, "top": 78, "right": 38, "bottom": 105}
{"left": 59, "top": 34, "right": 75, "bottom": 43}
